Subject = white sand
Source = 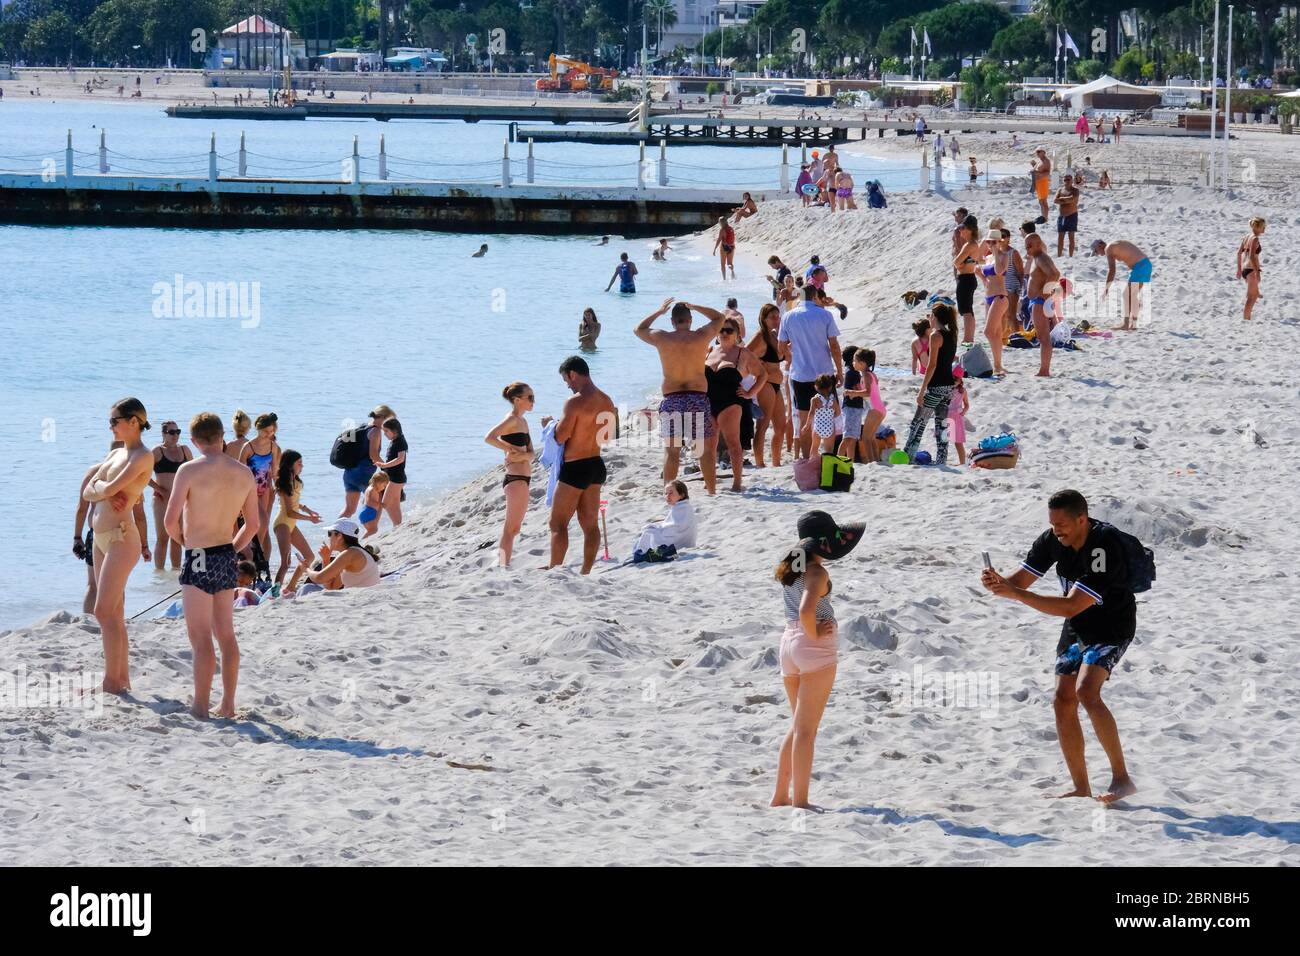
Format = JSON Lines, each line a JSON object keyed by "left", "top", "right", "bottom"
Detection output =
{"left": 3, "top": 128, "right": 1299, "bottom": 865}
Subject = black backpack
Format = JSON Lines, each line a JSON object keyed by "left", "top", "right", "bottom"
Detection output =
{"left": 330, "top": 424, "right": 370, "bottom": 470}
{"left": 1096, "top": 521, "right": 1156, "bottom": 594}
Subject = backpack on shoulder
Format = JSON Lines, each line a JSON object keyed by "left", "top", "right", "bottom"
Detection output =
{"left": 1095, "top": 521, "right": 1156, "bottom": 593}
{"left": 329, "top": 425, "right": 369, "bottom": 470}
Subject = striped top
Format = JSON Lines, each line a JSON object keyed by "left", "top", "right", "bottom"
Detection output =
{"left": 782, "top": 575, "right": 834, "bottom": 622}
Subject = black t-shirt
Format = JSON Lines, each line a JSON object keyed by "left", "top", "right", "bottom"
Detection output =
{"left": 383, "top": 434, "right": 408, "bottom": 484}
{"left": 843, "top": 368, "right": 864, "bottom": 408}
{"left": 1022, "top": 519, "right": 1137, "bottom": 649}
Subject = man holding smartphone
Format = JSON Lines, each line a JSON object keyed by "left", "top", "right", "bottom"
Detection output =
{"left": 982, "top": 489, "right": 1138, "bottom": 805}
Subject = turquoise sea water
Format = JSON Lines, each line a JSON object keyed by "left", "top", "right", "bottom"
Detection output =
{"left": 0, "top": 99, "right": 949, "bottom": 629}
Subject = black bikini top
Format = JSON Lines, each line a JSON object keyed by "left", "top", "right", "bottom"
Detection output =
{"left": 502, "top": 432, "right": 531, "bottom": 448}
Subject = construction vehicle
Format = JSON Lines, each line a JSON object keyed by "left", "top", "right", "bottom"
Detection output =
{"left": 535, "top": 55, "right": 619, "bottom": 93}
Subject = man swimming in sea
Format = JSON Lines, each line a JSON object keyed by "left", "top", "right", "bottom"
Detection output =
{"left": 472, "top": 243, "right": 488, "bottom": 258}
{"left": 547, "top": 356, "right": 617, "bottom": 574}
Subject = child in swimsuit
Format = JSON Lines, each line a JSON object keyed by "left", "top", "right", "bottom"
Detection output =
{"left": 948, "top": 373, "right": 970, "bottom": 465}
{"left": 911, "top": 319, "right": 931, "bottom": 375}
{"left": 358, "top": 471, "right": 389, "bottom": 536}
{"left": 804, "top": 374, "right": 840, "bottom": 455}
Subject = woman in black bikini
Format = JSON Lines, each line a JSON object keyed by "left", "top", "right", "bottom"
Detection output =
{"left": 953, "top": 215, "right": 981, "bottom": 345}
{"left": 485, "top": 382, "right": 536, "bottom": 567}
{"left": 706, "top": 319, "right": 766, "bottom": 492}
{"left": 747, "top": 303, "right": 787, "bottom": 469}
{"left": 148, "top": 419, "right": 192, "bottom": 571}
{"left": 1236, "top": 217, "right": 1265, "bottom": 321}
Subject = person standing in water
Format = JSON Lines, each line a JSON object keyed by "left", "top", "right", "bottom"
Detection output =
{"left": 578, "top": 307, "right": 601, "bottom": 350}
{"left": 547, "top": 356, "right": 617, "bottom": 574}
{"left": 605, "top": 252, "right": 638, "bottom": 294}
{"left": 238, "top": 413, "right": 281, "bottom": 558}
{"left": 225, "top": 409, "right": 252, "bottom": 460}
{"left": 148, "top": 420, "right": 192, "bottom": 570}
{"left": 485, "top": 382, "right": 536, "bottom": 567}
{"left": 1236, "top": 217, "right": 1265, "bottom": 321}
{"left": 982, "top": 489, "right": 1139, "bottom": 805}
{"left": 713, "top": 216, "right": 736, "bottom": 280}
{"left": 82, "top": 398, "right": 155, "bottom": 694}
{"left": 165, "top": 412, "right": 260, "bottom": 719}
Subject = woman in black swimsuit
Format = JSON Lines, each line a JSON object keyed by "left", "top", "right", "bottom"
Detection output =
{"left": 484, "top": 382, "right": 536, "bottom": 567}
{"left": 706, "top": 319, "right": 766, "bottom": 492}
{"left": 1236, "top": 217, "right": 1265, "bottom": 321}
{"left": 953, "top": 215, "right": 981, "bottom": 345}
{"left": 746, "top": 303, "right": 787, "bottom": 469}
{"left": 148, "top": 419, "right": 192, "bottom": 571}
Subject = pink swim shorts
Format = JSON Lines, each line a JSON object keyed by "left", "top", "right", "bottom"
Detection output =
{"left": 779, "top": 621, "right": 838, "bottom": 677}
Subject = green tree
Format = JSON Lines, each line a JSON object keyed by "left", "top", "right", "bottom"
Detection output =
{"left": 990, "top": 13, "right": 1050, "bottom": 64}
{"left": 916, "top": 2, "right": 1010, "bottom": 65}
{"left": 24, "top": 10, "right": 74, "bottom": 63}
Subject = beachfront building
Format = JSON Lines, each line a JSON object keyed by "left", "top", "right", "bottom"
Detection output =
{"left": 218, "top": 16, "right": 308, "bottom": 71}
{"left": 659, "top": 1, "right": 768, "bottom": 58}
{"left": 319, "top": 49, "right": 386, "bottom": 72}
{"left": 1061, "top": 74, "right": 1163, "bottom": 114}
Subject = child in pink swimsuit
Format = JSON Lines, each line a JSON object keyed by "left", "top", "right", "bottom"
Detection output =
{"left": 947, "top": 372, "right": 970, "bottom": 464}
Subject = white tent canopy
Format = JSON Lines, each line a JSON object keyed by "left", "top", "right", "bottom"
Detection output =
{"left": 1278, "top": 88, "right": 1300, "bottom": 98}
{"left": 1061, "top": 74, "right": 1151, "bottom": 99}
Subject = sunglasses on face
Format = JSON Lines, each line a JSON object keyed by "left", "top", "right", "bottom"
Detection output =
{"left": 720, "top": 328, "right": 736, "bottom": 336}
{"left": 109, "top": 416, "right": 133, "bottom": 427}
{"left": 164, "top": 428, "right": 182, "bottom": 436}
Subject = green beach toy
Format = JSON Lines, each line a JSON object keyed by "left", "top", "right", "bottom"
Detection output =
{"left": 888, "top": 450, "right": 910, "bottom": 465}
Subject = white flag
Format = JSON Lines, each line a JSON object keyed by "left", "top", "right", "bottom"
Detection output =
{"left": 911, "top": 26, "right": 917, "bottom": 48}
{"left": 1056, "top": 28, "right": 1062, "bottom": 55}
{"left": 923, "top": 29, "right": 932, "bottom": 55}
{"left": 1064, "top": 31, "right": 1081, "bottom": 57}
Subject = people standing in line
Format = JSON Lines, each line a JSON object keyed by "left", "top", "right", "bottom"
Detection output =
{"left": 713, "top": 216, "right": 737, "bottom": 280}
{"left": 771, "top": 510, "right": 864, "bottom": 810}
{"left": 902, "top": 303, "right": 958, "bottom": 464}
{"left": 148, "top": 420, "right": 192, "bottom": 571}
{"left": 547, "top": 356, "right": 617, "bottom": 573}
{"left": 605, "top": 252, "right": 638, "bottom": 293}
{"left": 485, "top": 382, "right": 536, "bottom": 568}
{"left": 748, "top": 303, "right": 788, "bottom": 469}
{"left": 82, "top": 398, "right": 155, "bottom": 694}
{"left": 636, "top": 298, "right": 727, "bottom": 495}
{"left": 164, "top": 412, "right": 260, "bottom": 719}
{"left": 1025, "top": 234, "right": 1062, "bottom": 376}
{"left": 982, "top": 489, "right": 1139, "bottom": 805}
{"left": 778, "top": 284, "right": 843, "bottom": 460}
{"left": 1236, "top": 217, "right": 1265, "bottom": 321}
{"left": 272, "top": 449, "right": 321, "bottom": 586}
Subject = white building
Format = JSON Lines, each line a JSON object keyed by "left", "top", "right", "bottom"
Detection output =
{"left": 657, "top": 1, "right": 769, "bottom": 58}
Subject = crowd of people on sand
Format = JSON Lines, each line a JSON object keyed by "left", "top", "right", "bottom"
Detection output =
{"left": 74, "top": 400, "right": 406, "bottom": 717}
{"left": 69, "top": 142, "right": 1263, "bottom": 818}
{"left": 791, "top": 144, "right": 888, "bottom": 212}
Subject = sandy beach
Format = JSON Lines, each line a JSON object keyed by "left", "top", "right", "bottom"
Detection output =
{"left": 2, "top": 123, "right": 1298, "bottom": 866}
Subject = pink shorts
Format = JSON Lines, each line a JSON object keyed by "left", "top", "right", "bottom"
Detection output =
{"left": 779, "top": 621, "right": 838, "bottom": 677}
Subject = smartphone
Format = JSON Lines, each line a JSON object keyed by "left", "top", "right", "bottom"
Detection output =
{"left": 981, "top": 551, "right": 992, "bottom": 570}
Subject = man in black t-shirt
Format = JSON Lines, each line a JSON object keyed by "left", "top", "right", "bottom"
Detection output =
{"left": 982, "top": 489, "right": 1138, "bottom": 806}
{"left": 767, "top": 255, "right": 791, "bottom": 301}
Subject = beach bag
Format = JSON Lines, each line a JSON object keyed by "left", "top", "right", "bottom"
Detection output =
{"left": 793, "top": 456, "right": 822, "bottom": 491}
{"left": 819, "top": 454, "right": 854, "bottom": 492}
{"left": 1094, "top": 521, "right": 1156, "bottom": 594}
{"left": 330, "top": 425, "right": 369, "bottom": 469}
{"left": 959, "top": 343, "right": 994, "bottom": 378}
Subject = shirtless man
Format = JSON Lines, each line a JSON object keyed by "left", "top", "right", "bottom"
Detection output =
{"left": 723, "top": 298, "right": 746, "bottom": 342}
{"left": 1024, "top": 234, "right": 1062, "bottom": 377}
{"left": 82, "top": 398, "right": 156, "bottom": 694}
{"left": 652, "top": 238, "right": 672, "bottom": 261}
{"left": 1054, "top": 174, "right": 1081, "bottom": 257}
{"left": 1031, "top": 148, "right": 1052, "bottom": 224}
{"left": 1092, "top": 239, "right": 1153, "bottom": 331}
{"left": 164, "top": 413, "right": 260, "bottom": 718}
{"left": 636, "top": 298, "right": 727, "bottom": 495}
{"left": 547, "top": 357, "right": 617, "bottom": 574}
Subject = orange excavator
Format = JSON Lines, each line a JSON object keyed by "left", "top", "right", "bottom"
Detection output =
{"left": 535, "top": 54, "right": 619, "bottom": 93}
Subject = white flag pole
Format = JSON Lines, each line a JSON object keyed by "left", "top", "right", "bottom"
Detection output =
{"left": 1209, "top": 0, "right": 1220, "bottom": 189}
{"left": 1222, "top": 4, "right": 1234, "bottom": 190}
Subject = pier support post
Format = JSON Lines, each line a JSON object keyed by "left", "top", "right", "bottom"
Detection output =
{"left": 527, "top": 139, "right": 535, "bottom": 184}
{"left": 801, "top": 142, "right": 807, "bottom": 166}
{"left": 351, "top": 136, "right": 361, "bottom": 184}
{"left": 379, "top": 135, "right": 388, "bottom": 181}
{"left": 208, "top": 133, "right": 217, "bottom": 184}
{"left": 921, "top": 150, "right": 929, "bottom": 193}
{"left": 658, "top": 139, "right": 668, "bottom": 186}
{"left": 780, "top": 143, "right": 789, "bottom": 192}
{"left": 65, "top": 129, "right": 73, "bottom": 181}
{"left": 502, "top": 139, "right": 511, "bottom": 188}
{"left": 98, "top": 129, "right": 108, "bottom": 173}
{"left": 239, "top": 131, "right": 247, "bottom": 177}
{"left": 637, "top": 142, "right": 646, "bottom": 190}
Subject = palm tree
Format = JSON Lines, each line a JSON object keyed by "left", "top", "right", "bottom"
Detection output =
{"left": 645, "top": 0, "right": 677, "bottom": 54}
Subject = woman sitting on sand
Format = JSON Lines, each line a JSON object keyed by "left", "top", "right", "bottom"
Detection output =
{"left": 82, "top": 398, "right": 156, "bottom": 694}
{"left": 706, "top": 319, "right": 766, "bottom": 492}
{"left": 747, "top": 304, "right": 787, "bottom": 469}
{"left": 238, "top": 413, "right": 281, "bottom": 557}
{"left": 148, "top": 419, "right": 192, "bottom": 571}
{"left": 772, "top": 510, "right": 864, "bottom": 810}
{"left": 1236, "top": 217, "right": 1265, "bottom": 321}
{"left": 301, "top": 519, "right": 380, "bottom": 591}
{"left": 272, "top": 449, "right": 321, "bottom": 585}
{"left": 485, "top": 382, "right": 536, "bottom": 567}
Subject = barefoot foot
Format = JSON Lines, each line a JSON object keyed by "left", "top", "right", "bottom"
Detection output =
{"left": 1097, "top": 777, "right": 1137, "bottom": 805}
{"left": 1048, "top": 787, "right": 1092, "bottom": 799}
